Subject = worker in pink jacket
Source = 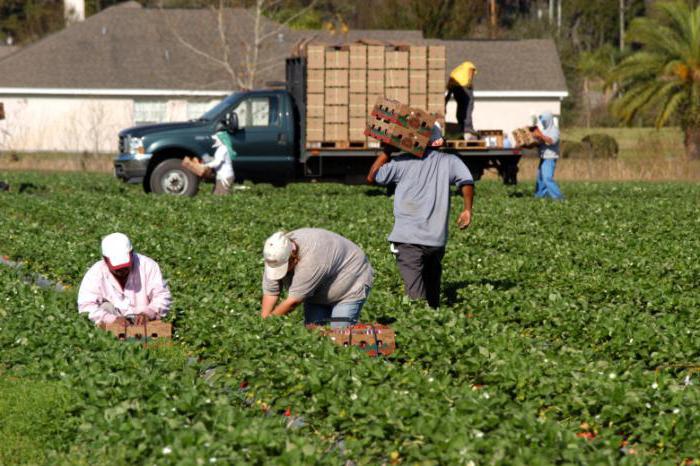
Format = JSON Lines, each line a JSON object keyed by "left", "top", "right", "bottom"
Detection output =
{"left": 77, "top": 233, "right": 171, "bottom": 325}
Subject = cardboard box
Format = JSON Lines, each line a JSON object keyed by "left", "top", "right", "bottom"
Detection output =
{"left": 409, "top": 46, "right": 427, "bottom": 69}
{"left": 326, "top": 69, "right": 349, "bottom": 87}
{"left": 349, "top": 44, "right": 367, "bottom": 69}
{"left": 306, "top": 68, "right": 325, "bottom": 93}
{"left": 307, "top": 44, "right": 325, "bottom": 69}
{"left": 367, "top": 45, "right": 385, "bottom": 69}
{"left": 409, "top": 69, "right": 427, "bottom": 93}
{"left": 325, "top": 105, "right": 348, "bottom": 123}
{"left": 325, "top": 123, "right": 348, "bottom": 141}
{"left": 307, "top": 93, "right": 324, "bottom": 118}
{"left": 349, "top": 95, "right": 367, "bottom": 117}
{"left": 410, "top": 93, "right": 427, "bottom": 110}
{"left": 512, "top": 127, "right": 538, "bottom": 148}
{"left": 308, "top": 323, "right": 396, "bottom": 357}
{"left": 365, "top": 118, "right": 429, "bottom": 158}
{"left": 349, "top": 72, "right": 367, "bottom": 93}
{"left": 386, "top": 69, "right": 408, "bottom": 88}
{"left": 325, "top": 49, "right": 349, "bottom": 69}
{"left": 385, "top": 87, "right": 409, "bottom": 103}
{"left": 325, "top": 87, "right": 348, "bottom": 105}
{"left": 182, "top": 157, "right": 211, "bottom": 178}
{"left": 306, "top": 117, "right": 324, "bottom": 141}
{"left": 428, "top": 45, "right": 446, "bottom": 68}
{"left": 385, "top": 50, "right": 409, "bottom": 69}
{"left": 428, "top": 94, "right": 444, "bottom": 114}
{"left": 428, "top": 68, "right": 445, "bottom": 93}
{"left": 367, "top": 70, "right": 384, "bottom": 94}
{"left": 367, "top": 94, "right": 382, "bottom": 110}
{"left": 349, "top": 117, "right": 367, "bottom": 141}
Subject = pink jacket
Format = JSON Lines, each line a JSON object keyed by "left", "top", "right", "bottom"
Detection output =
{"left": 77, "top": 253, "right": 171, "bottom": 324}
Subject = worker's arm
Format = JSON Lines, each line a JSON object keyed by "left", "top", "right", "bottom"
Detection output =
{"left": 204, "top": 145, "right": 226, "bottom": 169}
{"left": 457, "top": 184, "right": 474, "bottom": 229}
{"left": 366, "top": 151, "right": 391, "bottom": 184}
{"left": 261, "top": 294, "right": 278, "bottom": 318}
{"left": 532, "top": 127, "right": 554, "bottom": 145}
{"left": 265, "top": 296, "right": 303, "bottom": 318}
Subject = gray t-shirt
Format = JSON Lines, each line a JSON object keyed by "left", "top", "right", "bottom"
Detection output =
{"left": 375, "top": 149, "right": 473, "bottom": 247}
{"left": 262, "top": 228, "right": 374, "bottom": 304}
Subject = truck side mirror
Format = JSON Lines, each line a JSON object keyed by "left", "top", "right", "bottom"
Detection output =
{"left": 225, "top": 112, "right": 239, "bottom": 132}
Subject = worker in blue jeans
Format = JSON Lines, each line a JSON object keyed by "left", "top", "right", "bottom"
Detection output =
{"left": 532, "top": 111, "right": 563, "bottom": 200}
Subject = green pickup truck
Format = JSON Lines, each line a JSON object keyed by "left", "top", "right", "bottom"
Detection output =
{"left": 114, "top": 59, "right": 522, "bottom": 195}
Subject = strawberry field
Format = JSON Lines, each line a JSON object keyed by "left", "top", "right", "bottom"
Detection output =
{"left": 1, "top": 172, "right": 699, "bottom": 465}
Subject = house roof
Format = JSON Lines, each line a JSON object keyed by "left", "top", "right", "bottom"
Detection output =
{"left": 0, "top": 46, "right": 18, "bottom": 60}
{"left": 0, "top": 2, "right": 567, "bottom": 96}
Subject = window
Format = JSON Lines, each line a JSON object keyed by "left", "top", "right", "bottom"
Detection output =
{"left": 232, "top": 96, "right": 278, "bottom": 128}
{"left": 187, "top": 101, "right": 215, "bottom": 121}
{"left": 134, "top": 101, "right": 167, "bottom": 125}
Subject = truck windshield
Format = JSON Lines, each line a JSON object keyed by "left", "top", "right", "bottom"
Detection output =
{"left": 198, "top": 94, "right": 239, "bottom": 121}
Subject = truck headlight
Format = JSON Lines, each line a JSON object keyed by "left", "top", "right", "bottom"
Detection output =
{"left": 128, "top": 136, "right": 145, "bottom": 155}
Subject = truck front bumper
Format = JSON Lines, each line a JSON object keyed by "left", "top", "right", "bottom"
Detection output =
{"left": 113, "top": 153, "right": 151, "bottom": 183}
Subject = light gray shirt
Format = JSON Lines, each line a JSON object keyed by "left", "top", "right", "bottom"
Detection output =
{"left": 375, "top": 149, "right": 473, "bottom": 247}
{"left": 262, "top": 228, "right": 373, "bottom": 305}
{"left": 538, "top": 114, "right": 560, "bottom": 160}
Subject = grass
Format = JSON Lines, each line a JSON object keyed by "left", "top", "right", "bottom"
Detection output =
{"left": 560, "top": 127, "right": 684, "bottom": 160}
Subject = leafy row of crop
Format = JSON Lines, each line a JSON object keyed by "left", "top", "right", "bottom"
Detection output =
{"left": 0, "top": 172, "right": 699, "bottom": 463}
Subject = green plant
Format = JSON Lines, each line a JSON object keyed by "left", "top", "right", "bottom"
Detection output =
{"left": 581, "top": 133, "right": 619, "bottom": 158}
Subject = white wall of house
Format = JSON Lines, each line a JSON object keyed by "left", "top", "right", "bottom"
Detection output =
{"left": 446, "top": 96, "right": 563, "bottom": 138}
{"left": 0, "top": 94, "right": 223, "bottom": 153}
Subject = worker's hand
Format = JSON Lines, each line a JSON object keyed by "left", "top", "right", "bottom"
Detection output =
{"left": 261, "top": 309, "right": 272, "bottom": 319}
{"left": 135, "top": 314, "right": 149, "bottom": 325}
{"left": 457, "top": 209, "right": 472, "bottom": 229}
{"left": 113, "top": 316, "right": 128, "bottom": 326}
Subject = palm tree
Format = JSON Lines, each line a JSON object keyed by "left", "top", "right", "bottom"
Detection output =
{"left": 609, "top": 0, "right": 700, "bottom": 160}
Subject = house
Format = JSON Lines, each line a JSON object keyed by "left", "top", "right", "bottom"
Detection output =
{"left": 0, "top": 1, "right": 567, "bottom": 153}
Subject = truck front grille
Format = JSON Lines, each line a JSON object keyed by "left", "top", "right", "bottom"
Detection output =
{"left": 118, "top": 136, "right": 127, "bottom": 153}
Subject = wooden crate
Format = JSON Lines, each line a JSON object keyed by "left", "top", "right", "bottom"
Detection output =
{"left": 308, "top": 323, "right": 396, "bottom": 357}
{"left": 101, "top": 320, "right": 172, "bottom": 342}
{"left": 182, "top": 157, "right": 210, "bottom": 178}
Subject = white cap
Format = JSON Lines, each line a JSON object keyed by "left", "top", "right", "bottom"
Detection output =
{"left": 101, "top": 232, "right": 133, "bottom": 270}
{"left": 263, "top": 232, "right": 293, "bottom": 280}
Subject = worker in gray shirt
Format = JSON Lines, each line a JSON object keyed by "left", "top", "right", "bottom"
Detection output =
{"left": 367, "top": 125, "right": 474, "bottom": 308}
{"left": 260, "top": 228, "right": 374, "bottom": 327}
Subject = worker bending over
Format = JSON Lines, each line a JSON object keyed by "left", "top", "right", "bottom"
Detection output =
{"left": 77, "top": 233, "right": 171, "bottom": 325}
{"left": 446, "top": 61, "right": 478, "bottom": 139}
{"left": 367, "top": 125, "right": 474, "bottom": 308}
{"left": 261, "top": 228, "right": 374, "bottom": 327}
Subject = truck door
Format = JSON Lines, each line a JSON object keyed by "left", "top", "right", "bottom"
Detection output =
{"left": 226, "top": 94, "right": 294, "bottom": 182}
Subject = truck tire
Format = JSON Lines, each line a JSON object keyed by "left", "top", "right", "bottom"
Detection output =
{"left": 149, "top": 158, "right": 200, "bottom": 196}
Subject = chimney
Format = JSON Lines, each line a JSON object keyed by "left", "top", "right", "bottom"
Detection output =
{"left": 64, "top": 0, "right": 85, "bottom": 24}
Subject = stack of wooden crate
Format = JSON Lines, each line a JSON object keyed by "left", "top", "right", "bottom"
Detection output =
{"left": 305, "top": 43, "right": 446, "bottom": 147}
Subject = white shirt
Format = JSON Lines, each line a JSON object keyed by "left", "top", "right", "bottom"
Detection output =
{"left": 205, "top": 144, "right": 234, "bottom": 181}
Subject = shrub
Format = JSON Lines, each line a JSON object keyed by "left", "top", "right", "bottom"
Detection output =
{"left": 581, "top": 133, "right": 619, "bottom": 159}
{"left": 560, "top": 140, "right": 590, "bottom": 159}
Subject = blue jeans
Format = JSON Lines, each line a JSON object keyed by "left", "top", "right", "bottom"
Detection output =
{"left": 304, "top": 287, "right": 370, "bottom": 328}
{"left": 535, "top": 158, "right": 563, "bottom": 199}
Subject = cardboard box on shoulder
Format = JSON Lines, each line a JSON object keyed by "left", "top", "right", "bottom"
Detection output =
{"left": 365, "top": 97, "right": 439, "bottom": 157}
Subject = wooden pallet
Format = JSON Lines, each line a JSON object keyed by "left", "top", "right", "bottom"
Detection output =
{"left": 446, "top": 139, "right": 487, "bottom": 149}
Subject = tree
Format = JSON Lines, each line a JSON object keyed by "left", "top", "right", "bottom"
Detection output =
{"left": 577, "top": 44, "right": 617, "bottom": 127}
{"left": 610, "top": 1, "right": 700, "bottom": 159}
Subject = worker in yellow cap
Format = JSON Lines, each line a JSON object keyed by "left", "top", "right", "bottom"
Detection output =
{"left": 445, "top": 61, "right": 477, "bottom": 139}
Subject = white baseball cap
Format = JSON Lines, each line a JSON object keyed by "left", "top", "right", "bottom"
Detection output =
{"left": 101, "top": 232, "right": 133, "bottom": 270}
{"left": 263, "top": 232, "right": 293, "bottom": 280}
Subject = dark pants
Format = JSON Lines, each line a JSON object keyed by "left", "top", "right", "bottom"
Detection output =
{"left": 447, "top": 85, "right": 475, "bottom": 133}
{"left": 395, "top": 243, "right": 446, "bottom": 308}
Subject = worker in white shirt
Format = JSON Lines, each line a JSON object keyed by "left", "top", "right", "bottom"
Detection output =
{"left": 205, "top": 130, "right": 236, "bottom": 195}
{"left": 77, "top": 233, "right": 171, "bottom": 325}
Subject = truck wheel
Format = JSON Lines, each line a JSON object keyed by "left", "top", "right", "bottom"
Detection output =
{"left": 149, "top": 159, "right": 200, "bottom": 196}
